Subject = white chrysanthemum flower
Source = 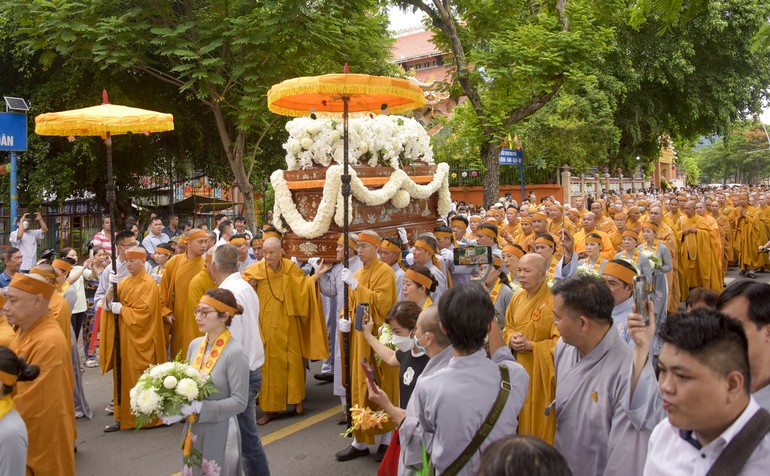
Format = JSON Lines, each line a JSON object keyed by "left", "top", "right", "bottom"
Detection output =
{"left": 137, "top": 388, "right": 162, "bottom": 414}
{"left": 163, "top": 375, "right": 178, "bottom": 389}
{"left": 176, "top": 378, "right": 200, "bottom": 401}
{"left": 185, "top": 367, "right": 200, "bottom": 379}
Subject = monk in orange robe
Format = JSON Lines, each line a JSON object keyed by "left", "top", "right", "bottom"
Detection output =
{"left": 573, "top": 212, "right": 615, "bottom": 259}
{"left": 242, "top": 237, "right": 328, "bottom": 423}
{"left": 160, "top": 229, "right": 208, "bottom": 358}
{"left": 104, "top": 247, "right": 167, "bottom": 430}
{"left": 730, "top": 194, "right": 764, "bottom": 276}
{"left": 514, "top": 217, "right": 534, "bottom": 247}
{"left": 649, "top": 206, "right": 680, "bottom": 314}
{"left": 187, "top": 251, "right": 216, "bottom": 322}
{"left": 679, "top": 201, "right": 723, "bottom": 299}
{"left": 5, "top": 274, "right": 75, "bottom": 476}
{"left": 29, "top": 264, "right": 73, "bottom": 349}
{"left": 503, "top": 254, "right": 558, "bottom": 443}
{"left": 0, "top": 294, "right": 14, "bottom": 347}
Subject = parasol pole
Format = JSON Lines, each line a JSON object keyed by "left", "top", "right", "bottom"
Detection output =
{"left": 341, "top": 95, "right": 353, "bottom": 429}
{"left": 105, "top": 131, "right": 122, "bottom": 406}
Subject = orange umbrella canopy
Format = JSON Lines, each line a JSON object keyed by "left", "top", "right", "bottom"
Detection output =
{"left": 267, "top": 73, "right": 425, "bottom": 117}
{"left": 34, "top": 91, "right": 174, "bottom": 137}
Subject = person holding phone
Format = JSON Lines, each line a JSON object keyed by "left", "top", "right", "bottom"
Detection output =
{"left": 9, "top": 213, "right": 48, "bottom": 273}
{"left": 335, "top": 230, "right": 397, "bottom": 462}
{"left": 362, "top": 301, "right": 429, "bottom": 469}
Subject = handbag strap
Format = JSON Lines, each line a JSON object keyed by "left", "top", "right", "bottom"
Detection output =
{"left": 705, "top": 408, "right": 770, "bottom": 476}
{"left": 441, "top": 365, "right": 511, "bottom": 476}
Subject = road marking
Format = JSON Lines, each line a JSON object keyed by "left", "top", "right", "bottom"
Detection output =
{"left": 170, "top": 405, "right": 342, "bottom": 475}
{"left": 261, "top": 405, "right": 342, "bottom": 446}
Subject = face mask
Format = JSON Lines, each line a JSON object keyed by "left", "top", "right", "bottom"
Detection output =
{"left": 639, "top": 206, "right": 646, "bottom": 212}
{"left": 413, "top": 333, "right": 427, "bottom": 354}
{"left": 22, "top": 221, "right": 29, "bottom": 231}
{"left": 392, "top": 334, "right": 414, "bottom": 352}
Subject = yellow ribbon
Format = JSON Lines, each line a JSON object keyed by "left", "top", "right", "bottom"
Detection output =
{"left": 184, "top": 329, "right": 232, "bottom": 457}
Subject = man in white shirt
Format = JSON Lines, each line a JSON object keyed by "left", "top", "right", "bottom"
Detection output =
{"left": 9, "top": 213, "right": 48, "bottom": 272}
{"left": 642, "top": 309, "right": 770, "bottom": 475}
{"left": 211, "top": 244, "right": 269, "bottom": 476}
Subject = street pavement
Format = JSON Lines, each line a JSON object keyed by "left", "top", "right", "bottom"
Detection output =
{"left": 73, "top": 266, "right": 769, "bottom": 476}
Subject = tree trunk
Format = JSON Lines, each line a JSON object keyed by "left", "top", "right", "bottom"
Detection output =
{"left": 482, "top": 141, "right": 502, "bottom": 207}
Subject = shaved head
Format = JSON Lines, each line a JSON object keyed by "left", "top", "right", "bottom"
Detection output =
{"left": 519, "top": 253, "right": 546, "bottom": 271}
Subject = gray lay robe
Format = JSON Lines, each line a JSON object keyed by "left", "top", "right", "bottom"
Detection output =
{"left": 554, "top": 329, "right": 653, "bottom": 476}
{"left": 183, "top": 336, "right": 249, "bottom": 476}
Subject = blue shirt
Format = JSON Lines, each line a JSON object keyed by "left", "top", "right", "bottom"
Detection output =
{"left": 0, "top": 271, "right": 12, "bottom": 288}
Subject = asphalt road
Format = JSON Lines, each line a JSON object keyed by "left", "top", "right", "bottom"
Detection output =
{"left": 73, "top": 266, "right": 768, "bottom": 476}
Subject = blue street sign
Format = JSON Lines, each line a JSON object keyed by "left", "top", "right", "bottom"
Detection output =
{"left": 499, "top": 148, "right": 523, "bottom": 165}
{"left": 0, "top": 112, "right": 27, "bottom": 151}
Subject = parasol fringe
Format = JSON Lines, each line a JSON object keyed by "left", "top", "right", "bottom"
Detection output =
{"left": 268, "top": 84, "right": 425, "bottom": 115}
{"left": 34, "top": 121, "right": 174, "bottom": 137}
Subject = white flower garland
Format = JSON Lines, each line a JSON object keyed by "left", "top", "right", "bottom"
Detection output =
{"left": 271, "top": 163, "right": 451, "bottom": 239}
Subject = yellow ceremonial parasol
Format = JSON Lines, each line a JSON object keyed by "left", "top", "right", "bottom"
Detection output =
{"left": 35, "top": 90, "right": 174, "bottom": 408}
{"left": 267, "top": 66, "right": 424, "bottom": 428}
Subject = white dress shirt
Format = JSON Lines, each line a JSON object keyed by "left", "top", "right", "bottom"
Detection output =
{"left": 644, "top": 398, "right": 770, "bottom": 475}
{"left": 219, "top": 272, "right": 264, "bottom": 371}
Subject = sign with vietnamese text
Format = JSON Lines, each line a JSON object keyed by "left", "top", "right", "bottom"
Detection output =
{"left": 499, "top": 148, "right": 523, "bottom": 165}
{"left": 0, "top": 112, "right": 27, "bottom": 151}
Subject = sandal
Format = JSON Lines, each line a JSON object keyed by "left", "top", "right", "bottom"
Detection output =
{"left": 103, "top": 422, "right": 120, "bottom": 433}
{"left": 747, "top": 272, "right": 757, "bottom": 279}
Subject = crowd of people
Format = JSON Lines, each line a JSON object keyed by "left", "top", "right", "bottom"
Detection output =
{"left": 0, "top": 184, "right": 768, "bottom": 475}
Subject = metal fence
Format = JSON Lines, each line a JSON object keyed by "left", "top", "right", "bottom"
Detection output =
{"left": 0, "top": 200, "right": 106, "bottom": 256}
{"left": 448, "top": 166, "right": 558, "bottom": 187}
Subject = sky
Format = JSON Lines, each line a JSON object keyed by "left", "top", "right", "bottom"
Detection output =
{"left": 388, "top": 5, "right": 426, "bottom": 32}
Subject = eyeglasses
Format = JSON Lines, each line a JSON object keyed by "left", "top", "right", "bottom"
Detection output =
{"left": 193, "top": 307, "right": 218, "bottom": 317}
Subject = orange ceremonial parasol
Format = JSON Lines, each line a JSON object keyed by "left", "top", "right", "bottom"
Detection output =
{"left": 267, "top": 67, "right": 424, "bottom": 427}
{"left": 35, "top": 90, "right": 174, "bottom": 407}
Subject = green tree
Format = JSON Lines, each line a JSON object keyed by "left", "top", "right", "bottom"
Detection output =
{"left": 395, "top": 0, "right": 618, "bottom": 205}
{"left": 3, "top": 0, "right": 396, "bottom": 229}
{"left": 695, "top": 122, "right": 770, "bottom": 185}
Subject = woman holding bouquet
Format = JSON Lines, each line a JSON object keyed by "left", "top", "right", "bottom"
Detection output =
{"left": 638, "top": 223, "right": 673, "bottom": 331}
{"left": 183, "top": 288, "right": 249, "bottom": 476}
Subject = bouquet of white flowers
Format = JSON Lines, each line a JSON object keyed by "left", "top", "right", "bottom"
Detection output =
{"left": 378, "top": 323, "right": 396, "bottom": 350}
{"left": 640, "top": 250, "right": 663, "bottom": 270}
{"left": 576, "top": 265, "right": 601, "bottom": 278}
{"left": 130, "top": 360, "right": 217, "bottom": 429}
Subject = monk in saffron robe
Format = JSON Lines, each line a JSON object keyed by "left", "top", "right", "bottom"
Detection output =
{"left": 160, "top": 229, "right": 208, "bottom": 358}
{"left": 649, "top": 206, "right": 680, "bottom": 314}
{"left": 678, "top": 201, "right": 723, "bottom": 300}
{"left": 187, "top": 251, "right": 216, "bottom": 322}
{"left": 29, "top": 264, "right": 73, "bottom": 349}
{"left": 336, "top": 230, "right": 397, "bottom": 457}
{"left": 573, "top": 213, "right": 615, "bottom": 260}
{"left": 104, "top": 247, "right": 167, "bottom": 430}
{"left": 709, "top": 200, "right": 733, "bottom": 274}
{"left": 0, "top": 294, "right": 14, "bottom": 346}
{"left": 242, "top": 237, "right": 328, "bottom": 424}
{"left": 731, "top": 194, "right": 764, "bottom": 277}
{"left": 513, "top": 217, "right": 534, "bottom": 247}
{"left": 503, "top": 254, "right": 558, "bottom": 443}
{"left": 5, "top": 274, "right": 75, "bottom": 476}
{"left": 695, "top": 201, "right": 724, "bottom": 284}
